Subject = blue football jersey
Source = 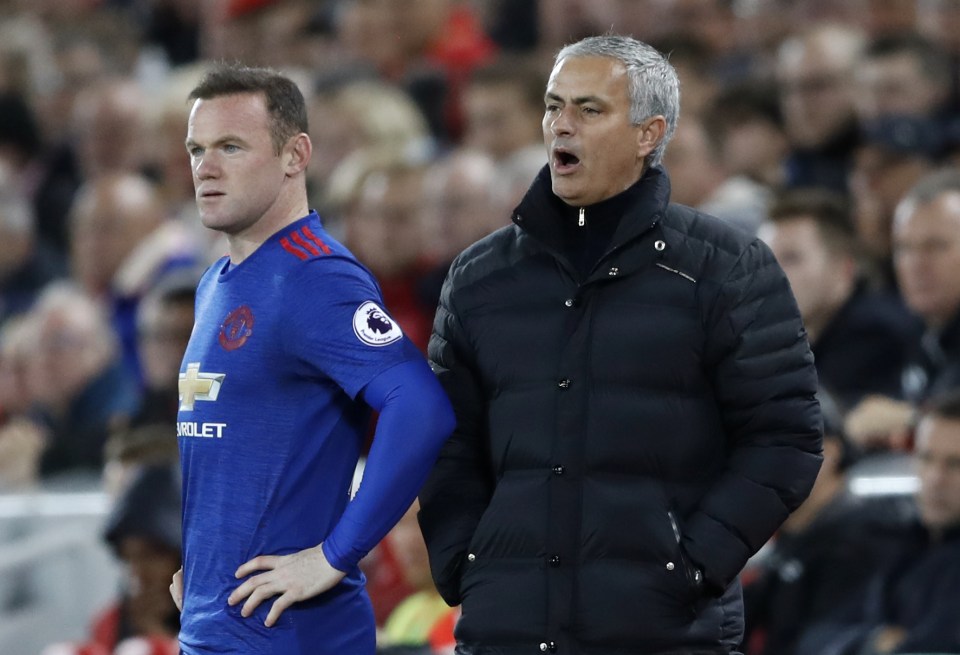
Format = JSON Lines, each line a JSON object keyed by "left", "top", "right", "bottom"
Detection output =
{"left": 177, "top": 212, "right": 421, "bottom": 654}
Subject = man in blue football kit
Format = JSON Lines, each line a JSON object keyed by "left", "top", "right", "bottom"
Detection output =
{"left": 170, "top": 64, "right": 455, "bottom": 654}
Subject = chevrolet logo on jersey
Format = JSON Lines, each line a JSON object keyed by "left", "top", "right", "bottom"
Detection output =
{"left": 178, "top": 362, "right": 226, "bottom": 411}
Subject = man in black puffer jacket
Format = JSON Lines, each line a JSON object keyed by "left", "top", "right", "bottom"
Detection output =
{"left": 418, "top": 35, "right": 823, "bottom": 655}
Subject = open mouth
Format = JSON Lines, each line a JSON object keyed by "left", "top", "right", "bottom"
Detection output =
{"left": 553, "top": 148, "right": 581, "bottom": 173}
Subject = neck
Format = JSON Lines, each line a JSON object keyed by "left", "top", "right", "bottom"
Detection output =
{"left": 228, "top": 188, "right": 309, "bottom": 264}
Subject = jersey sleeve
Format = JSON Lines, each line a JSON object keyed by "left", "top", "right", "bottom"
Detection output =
{"left": 322, "top": 359, "right": 455, "bottom": 571}
{"left": 281, "top": 257, "right": 421, "bottom": 398}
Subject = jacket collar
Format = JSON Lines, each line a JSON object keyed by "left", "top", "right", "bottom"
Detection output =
{"left": 512, "top": 164, "right": 672, "bottom": 257}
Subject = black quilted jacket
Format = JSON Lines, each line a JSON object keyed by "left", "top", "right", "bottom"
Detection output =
{"left": 419, "top": 166, "right": 823, "bottom": 655}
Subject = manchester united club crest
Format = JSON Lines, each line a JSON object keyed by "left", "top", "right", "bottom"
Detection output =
{"left": 352, "top": 301, "right": 403, "bottom": 346}
{"left": 219, "top": 305, "right": 254, "bottom": 351}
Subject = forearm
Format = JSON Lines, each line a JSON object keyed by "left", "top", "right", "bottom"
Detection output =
{"left": 322, "top": 359, "right": 455, "bottom": 571}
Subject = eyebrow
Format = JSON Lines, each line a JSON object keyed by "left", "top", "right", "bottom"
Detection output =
{"left": 544, "top": 92, "right": 606, "bottom": 106}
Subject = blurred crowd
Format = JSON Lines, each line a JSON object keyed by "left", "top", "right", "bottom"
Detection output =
{"left": 2, "top": 0, "right": 960, "bottom": 653}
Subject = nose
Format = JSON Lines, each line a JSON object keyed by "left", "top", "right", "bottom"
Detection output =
{"left": 548, "top": 106, "right": 575, "bottom": 137}
{"left": 194, "top": 151, "right": 219, "bottom": 180}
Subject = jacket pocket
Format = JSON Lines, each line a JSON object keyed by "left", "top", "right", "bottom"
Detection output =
{"left": 667, "top": 509, "right": 704, "bottom": 608}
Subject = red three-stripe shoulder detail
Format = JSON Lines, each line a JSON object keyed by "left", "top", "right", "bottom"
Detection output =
{"left": 279, "top": 226, "right": 333, "bottom": 261}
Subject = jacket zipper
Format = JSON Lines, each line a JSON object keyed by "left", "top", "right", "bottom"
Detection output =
{"left": 578, "top": 207, "right": 585, "bottom": 227}
{"left": 668, "top": 510, "right": 682, "bottom": 544}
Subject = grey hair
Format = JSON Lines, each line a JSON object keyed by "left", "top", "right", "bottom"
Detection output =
{"left": 556, "top": 35, "right": 680, "bottom": 168}
{"left": 901, "top": 167, "right": 960, "bottom": 206}
{"left": 894, "top": 167, "right": 960, "bottom": 233}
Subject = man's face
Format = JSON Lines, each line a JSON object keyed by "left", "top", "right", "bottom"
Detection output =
{"left": 893, "top": 190, "right": 960, "bottom": 327}
{"left": 914, "top": 415, "right": 960, "bottom": 532}
{"left": 346, "top": 169, "right": 425, "bottom": 277}
{"left": 856, "top": 53, "right": 945, "bottom": 120}
{"left": 777, "top": 40, "right": 856, "bottom": 148}
{"left": 69, "top": 179, "right": 164, "bottom": 295}
{"left": 186, "top": 93, "right": 288, "bottom": 236}
{"left": 543, "top": 55, "right": 648, "bottom": 206}
{"left": 465, "top": 82, "right": 541, "bottom": 160}
{"left": 758, "top": 216, "right": 851, "bottom": 327}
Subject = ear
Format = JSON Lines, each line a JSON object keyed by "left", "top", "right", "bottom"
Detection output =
{"left": 636, "top": 115, "right": 666, "bottom": 162}
{"left": 283, "top": 133, "right": 312, "bottom": 176}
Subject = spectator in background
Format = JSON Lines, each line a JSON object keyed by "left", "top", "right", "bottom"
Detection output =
{"left": 0, "top": 188, "right": 64, "bottom": 488}
{"left": 663, "top": 115, "right": 730, "bottom": 204}
{"left": 43, "top": 459, "right": 182, "bottom": 655}
{"left": 704, "top": 82, "right": 789, "bottom": 192}
{"left": 758, "top": 188, "right": 921, "bottom": 409}
{"left": 342, "top": 160, "right": 436, "bottom": 351}
{"left": 849, "top": 115, "right": 943, "bottom": 290}
{"left": 334, "top": 0, "right": 496, "bottom": 143}
{"left": 0, "top": 187, "right": 65, "bottom": 324}
{"left": 461, "top": 55, "right": 546, "bottom": 164}
{"left": 0, "top": 316, "right": 46, "bottom": 490}
{"left": 309, "top": 77, "right": 434, "bottom": 227}
{"left": 0, "top": 89, "right": 81, "bottom": 256}
{"left": 895, "top": 169, "right": 960, "bottom": 396}
{"left": 100, "top": 463, "right": 181, "bottom": 652}
{"left": 69, "top": 172, "right": 197, "bottom": 385}
{"left": 846, "top": 168, "right": 960, "bottom": 451}
{"left": 811, "top": 390, "right": 960, "bottom": 655}
{"left": 855, "top": 34, "right": 954, "bottom": 124}
{"left": 776, "top": 23, "right": 866, "bottom": 194}
{"left": 131, "top": 269, "right": 199, "bottom": 429}
{"left": 24, "top": 283, "right": 140, "bottom": 477}
{"left": 418, "top": 148, "right": 501, "bottom": 311}
{"left": 69, "top": 173, "right": 167, "bottom": 304}
{"left": 664, "top": 112, "right": 769, "bottom": 235}
{"left": 741, "top": 390, "right": 908, "bottom": 655}
{"left": 847, "top": 33, "right": 957, "bottom": 289}
{"left": 70, "top": 78, "right": 150, "bottom": 181}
